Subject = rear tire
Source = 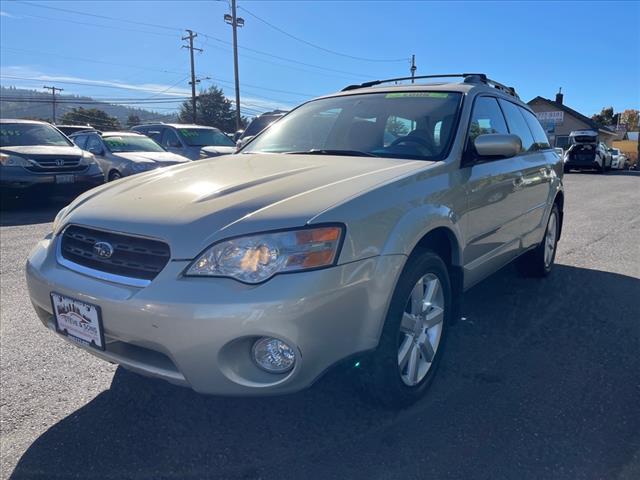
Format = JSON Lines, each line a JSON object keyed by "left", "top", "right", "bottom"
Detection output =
{"left": 516, "top": 204, "right": 559, "bottom": 277}
{"left": 357, "top": 250, "right": 451, "bottom": 408}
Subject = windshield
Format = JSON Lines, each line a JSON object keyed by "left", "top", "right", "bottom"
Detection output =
{"left": 243, "top": 92, "right": 462, "bottom": 161}
{"left": 244, "top": 115, "right": 282, "bottom": 137}
{"left": 0, "top": 123, "right": 73, "bottom": 147}
{"left": 104, "top": 135, "right": 165, "bottom": 153}
{"left": 610, "top": 149, "right": 620, "bottom": 155}
{"left": 177, "top": 128, "right": 234, "bottom": 147}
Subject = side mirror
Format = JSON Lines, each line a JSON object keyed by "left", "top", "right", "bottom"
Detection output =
{"left": 88, "top": 146, "right": 103, "bottom": 156}
{"left": 474, "top": 134, "right": 522, "bottom": 158}
{"left": 233, "top": 130, "right": 244, "bottom": 142}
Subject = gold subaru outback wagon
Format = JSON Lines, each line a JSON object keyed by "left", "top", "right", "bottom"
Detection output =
{"left": 26, "top": 73, "right": 564, "bottom": 407}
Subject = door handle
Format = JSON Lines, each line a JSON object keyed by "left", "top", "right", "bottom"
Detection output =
{"left": 513, "top": 175, "right": 524, "bottom": 189}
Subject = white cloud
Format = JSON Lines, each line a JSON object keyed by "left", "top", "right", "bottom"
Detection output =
{"left": 0, "top": 65, "right": 293, "bottom": 115}
{"left": 0, "top": 66, "right": 190, "bottom": 97}
{"left": 0, "top": 11, "right": 14, "bottom": 18}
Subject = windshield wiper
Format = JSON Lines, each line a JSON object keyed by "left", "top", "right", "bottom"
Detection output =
{"left": 284, "top": 149, "right": 378, "bottom": 157}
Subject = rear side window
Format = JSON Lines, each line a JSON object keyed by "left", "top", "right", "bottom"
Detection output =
{"left": 498, "top": 99, "right": 534, "bottom": 152}
{"left": 520, "top": 108, "right": 550, "bottom": 150}
{"left": 468, "top": 97, "right": 508, "bottom": 143}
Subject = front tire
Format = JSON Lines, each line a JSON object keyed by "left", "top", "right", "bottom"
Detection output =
{"left": 108, "top": 170, "right": 122, "bottom": 182}
{"left": 358, "top": 250, "right": 451, "bottom": 408}
{"left": 516, "top": 204, "right": 560, "bottom": 277}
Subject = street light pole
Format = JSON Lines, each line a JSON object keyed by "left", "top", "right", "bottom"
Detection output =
{"left": 43, "top": 85, "right": 63, "bottom": 123}
{"left": 225, "top": 0, "right": 244, "bottom": 131}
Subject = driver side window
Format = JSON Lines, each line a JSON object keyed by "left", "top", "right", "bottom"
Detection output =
{"left": 468, "top": 97, "right": 508, "bottom": 143}
{"left": 161, "top": 129, "right": 182, "bottom": 148}
{"left": 85, "top": 135, "right": 103, "bottom": 155}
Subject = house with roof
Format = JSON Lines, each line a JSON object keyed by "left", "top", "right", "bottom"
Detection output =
{"left": 527, "top": 90, "right": 618, "bottom": 149}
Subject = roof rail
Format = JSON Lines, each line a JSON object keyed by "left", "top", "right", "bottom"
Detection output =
{"left": 341, "top": 73, "right": 519, "bottom": 99}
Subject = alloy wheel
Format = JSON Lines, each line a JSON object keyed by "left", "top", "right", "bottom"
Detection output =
{"left": 397, "top": 273, "right": 445, "bottom": 386}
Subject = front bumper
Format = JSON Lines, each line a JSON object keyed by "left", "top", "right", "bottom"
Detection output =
{"left": 0, "top": 165, "right": 104, "bottom": 190}
{"left": 26, "top": 234, "right": 404, "bottom": 395}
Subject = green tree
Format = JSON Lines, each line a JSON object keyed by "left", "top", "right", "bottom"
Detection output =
{"left": 60, "top": 108, "right": 120, "bottom": 131}
{"left": 126, "top": 114, "right": 141, "bottom": 128}
{"left": 591, "top": 106, "right": 615, "bottom": 127}
{"left": 386, "top": 117, "right": 410, "bottom": 137}
{"left": 619, "top": 109, "right": 639, "bottom": 131}
{"left": 179, "top": 85, "right": 242, "bottom": 132}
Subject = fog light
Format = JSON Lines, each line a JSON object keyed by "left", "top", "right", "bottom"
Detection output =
{"left": 252, "top": 337, "right": 296, "bottom": 373}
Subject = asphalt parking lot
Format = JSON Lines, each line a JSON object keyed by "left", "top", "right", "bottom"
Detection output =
{"left": 1, "top": 171, "right": 639, "bottom": 480}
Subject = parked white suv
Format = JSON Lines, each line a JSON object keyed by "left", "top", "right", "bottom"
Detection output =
{"left": 564, "top": 130, "right": 611, "bottom": 173}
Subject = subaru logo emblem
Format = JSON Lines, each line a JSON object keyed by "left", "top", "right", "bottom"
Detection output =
{"left": 93, "top": 241, "right": 114, "bottom": 259}
{"left": 55, "top": 159, "right": 65, "bottom": 166}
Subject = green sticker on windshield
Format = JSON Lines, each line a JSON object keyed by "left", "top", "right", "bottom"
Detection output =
{"left": 179, "top": 129, "right": 198, "bottom": 138}
{"left": 385, "top": 92, "right": 449, "bottom": 99}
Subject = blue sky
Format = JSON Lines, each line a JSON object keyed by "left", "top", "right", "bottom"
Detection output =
{"left": 1, "top": 0, "right": 639, "bottom": 119}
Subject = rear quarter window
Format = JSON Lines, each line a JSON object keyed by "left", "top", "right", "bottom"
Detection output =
{"left": 498, "top": 99, "right": 534, "bottom": 152}
{"left": 520, "top": 108, "right": 551, "bottom": 150}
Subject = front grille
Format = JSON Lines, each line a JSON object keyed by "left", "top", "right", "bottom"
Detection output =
{"left": 60, "top": 225, "right": 171, "bottom": 281}
{"left": 25, "top": 155, "right": 86, "bottom": 173}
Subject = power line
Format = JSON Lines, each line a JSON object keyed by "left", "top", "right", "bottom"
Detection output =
{"left": 1, "top": 97, "right": 189, "bottom": 105}
{"left": 238, "top": 6, "right": 407, "bottom": 63}
{"left": 15, "top": 0, "right": 373, "bottom": 79}
{"left": 0, "top": 47, "right": 186, "bottom": 76}
{"left": 201, "top": 33, "right": 373, "bottom": 79}
{"left": 13, "top": 10, "right": 181, "bottom": 39}
{"left": 0, "top": 75, "right": 190, "bottom": 95}
{"left": 17, "top": 0, "right": 182, "bottom": 32}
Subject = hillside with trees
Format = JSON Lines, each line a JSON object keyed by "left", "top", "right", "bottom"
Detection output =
{"left": 0, "top": 86, "right": 176, "bottom": 125}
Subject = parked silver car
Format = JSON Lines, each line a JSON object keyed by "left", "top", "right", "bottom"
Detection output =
{"left": 26, "top": 74, "right": 564, "bottom": 407}
{"left": 70, "top": 131, "right": 190, "bottom": 181}
{"left": 131, "top": 123, "right": 236, "bottom": 160}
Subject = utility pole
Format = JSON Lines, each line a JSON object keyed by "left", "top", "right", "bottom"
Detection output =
{"left": 182, "top": 29, "right": 203, "bottom": 124}
{"left": 410, "top": 55, "right": 416, "bottom": 83}
{"left": 224, "top": 1, "right": 245, "bottom": 131}
{"left": 43, "top": 85, "right": 63, "bottom": 123}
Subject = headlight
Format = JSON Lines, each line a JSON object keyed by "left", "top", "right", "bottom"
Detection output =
{"left": 131, "top": 162, "right": 156, "bottom": 172}
{"left": 52, "top": 206, "right": 69, "bottom": 233}
{"left": 185, "top": 225, "right": 344, "bottom": 284}
{"left": 79, "top": 152, "right": 95, "bottom": 165}
{"left": 0, "top": 153, "right": 33, "bottom": 167}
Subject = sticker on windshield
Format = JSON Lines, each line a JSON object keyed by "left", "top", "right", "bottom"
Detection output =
{"left": 0, "top": 129, "right": 21, "bottom": 137}
{"left": 385, "top": 92, "right": 449, "bottom": 99}
{"left": 179, "top": 129, "right": 198, "bottom": 137}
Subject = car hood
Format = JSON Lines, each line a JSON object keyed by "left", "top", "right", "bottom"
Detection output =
{"left": 112, "top": 151, "right": 190, "bottom": 164}
{"left": 0, "top": 145, "right": 82, "bottom": 157}
{"left": 61, "top": 153, "right": 426, "bottom": 258}
{"left": 200, "top": 145, "right": 236, "bottom": 156}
